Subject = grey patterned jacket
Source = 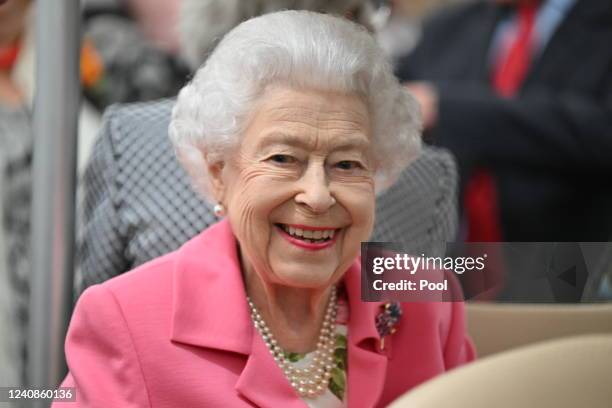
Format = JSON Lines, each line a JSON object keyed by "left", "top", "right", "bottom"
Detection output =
{"left": 77, "top": 99, "right": 458, "bottom": 293}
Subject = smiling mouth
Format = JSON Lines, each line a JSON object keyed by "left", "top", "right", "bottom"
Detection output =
{"left": 275, "top": 223, "right": 337, "bottom": 244}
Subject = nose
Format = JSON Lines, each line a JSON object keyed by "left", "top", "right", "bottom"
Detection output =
{"left": 294, "top": 162, "right": 335, "bottom": 214}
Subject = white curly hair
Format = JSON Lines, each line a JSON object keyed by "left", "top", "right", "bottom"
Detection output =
{"left": 170, "top": 10, "right": 421, "bottom": 202}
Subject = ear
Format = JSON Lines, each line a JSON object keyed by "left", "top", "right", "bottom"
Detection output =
{"left": 207, "top": 159, "right": 227, "bottom": 203}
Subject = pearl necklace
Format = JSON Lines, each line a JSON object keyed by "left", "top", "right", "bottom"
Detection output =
{"left": 247, "top": 287, "right": 338, "bottom": 399}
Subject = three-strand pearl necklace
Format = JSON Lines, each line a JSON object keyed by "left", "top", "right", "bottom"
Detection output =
{"left": 247, "top": 287, "right": 338, "bottom": 399}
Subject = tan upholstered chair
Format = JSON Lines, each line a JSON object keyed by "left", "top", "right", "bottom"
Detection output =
{"left": 389, "top": 335, "right": 612, "bottom": 408}
{"left": 466, "top": 302, "right": 612, "bottom": 357}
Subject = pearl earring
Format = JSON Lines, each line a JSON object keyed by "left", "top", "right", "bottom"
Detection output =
{"left": 213, "top": 203, "right": 226, "bottom": 217}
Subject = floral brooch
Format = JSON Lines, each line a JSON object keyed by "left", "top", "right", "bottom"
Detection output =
{"left": 375, "top": 302, "right": 402, "bottom": 350}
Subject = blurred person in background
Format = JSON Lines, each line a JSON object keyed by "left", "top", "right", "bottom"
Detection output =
{"left": 2, "top": 0, "right": 212, "bottom": 387}
{"left": 0, "top": 0, "right": 103, "bottom": 389}
{"left": 375, "top": 0, "right": 467, "bottom": 63}
{"left": 81, "top": 0, "right": 190, "bottom": 110}
{"left": 54, "top": 12, "right": 474, "bottom": 406}
{"left": 395, "top": 0, "right": 612, "bottom": 243}
{"left": 0, "top": 0, "right": 31, "bottom": 390}
{"left": 77, "top": 0, "right": 453, "bottom": 293}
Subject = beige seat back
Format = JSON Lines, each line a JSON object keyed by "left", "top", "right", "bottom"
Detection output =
{"left": 389, "top": 335, "right": 612, "bottom": 408}
{"left": 466, "top": 302, "right": 612, "bottom": 357}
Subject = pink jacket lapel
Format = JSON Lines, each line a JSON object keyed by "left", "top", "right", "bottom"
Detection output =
{"left": 236, "top": 333, "right": 309, "bottom": 408}
{"left": 170, "top": 220, "right": 306, "bottom": 406}
{"left": 344, "top": 263, "right": 390, "bottom": 408}
{"left": 170, "top": 220, "right": 252, "bottom": 355}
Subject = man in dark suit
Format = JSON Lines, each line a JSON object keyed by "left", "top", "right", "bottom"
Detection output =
{"left": 396, "top": 0, "right": 612, "bottom": 241}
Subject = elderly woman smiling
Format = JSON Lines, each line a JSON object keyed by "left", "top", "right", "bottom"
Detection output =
{"left": 54, "top": 11, "right": 474, "bottom": 408}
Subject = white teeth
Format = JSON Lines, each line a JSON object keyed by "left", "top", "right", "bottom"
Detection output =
{"left": 280, "top": 224, "right": 337, "bottom": 241}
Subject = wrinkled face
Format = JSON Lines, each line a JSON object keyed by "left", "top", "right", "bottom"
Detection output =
{"left": 211, "top": 85, "right": 376, "bottom": 289}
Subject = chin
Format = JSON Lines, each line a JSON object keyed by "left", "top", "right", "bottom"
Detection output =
{"left": 272, "top": 264, "right": 339, "bottom": 289}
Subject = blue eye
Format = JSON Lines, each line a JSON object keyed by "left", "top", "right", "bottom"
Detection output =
{"left": 269, "top": 154, "right": 296, "bottom": 164}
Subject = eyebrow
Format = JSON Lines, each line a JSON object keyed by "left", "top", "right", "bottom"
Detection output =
{"left": 256, "top": 131, "right": 371, "bottom": 152}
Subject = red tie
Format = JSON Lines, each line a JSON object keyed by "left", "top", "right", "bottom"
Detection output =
{"left": 465, "top": 1, "right": 538, "bottom": 242}
{"left": 492, "top": 2, "right": 538, "bottom": 96}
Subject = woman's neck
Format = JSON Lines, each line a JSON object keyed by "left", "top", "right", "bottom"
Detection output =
{"left": 243, "top": 267, "right": 335, "bottom": 354}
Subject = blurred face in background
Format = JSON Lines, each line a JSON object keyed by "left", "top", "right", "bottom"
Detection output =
{"left": 0, "top": 0, "right": 31, "bottom": 45}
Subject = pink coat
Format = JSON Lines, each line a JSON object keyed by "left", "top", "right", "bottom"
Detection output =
{"left": 54, "top": 220, "right": 475, "bottom": 407}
